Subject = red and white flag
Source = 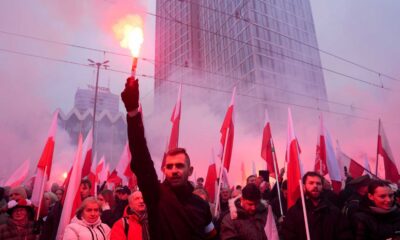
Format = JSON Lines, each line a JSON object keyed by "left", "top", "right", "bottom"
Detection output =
{"left": 265, "top": 204, "right": 279, "bottom": 240}
{"left": 57, "top": 131, "right": 92, "bottom": 238}
{"left": 377, "top": 120, "right": 400, "bottom": 182}
{"left": 31, "top": 111, "right": 58, "bottom": 212}
{"left": 240, "top": 161, "right": 246, "bottom": 185}
{"left": 261, "top": 110, "right": 279, "bottom": 178}
{"left": 5, "top": 159, "right": 30, "bottom": 188}
{"left": 96, "top": 156, "right": 105, "bottom": 183}
{"left": 286, "top": 108, "right": 302, "bottom": 209}
{"left": 115, "top": 142, "right": 133, "bottom": 186}
{"left": 315, "top": 115, "right": 342, "bottom": 193}
{"left": 219, "top": 87, "right": 236, "bottom": 172}
{"left": 56, "top": 132, "right": 85, "bottom": 240}
{"left": 204, "top": 149, "right": 217, "bottom": 203}
{"left": 161, "top": 85, "right": 182, "bottom": 169}
{"left": 336, "top": 141, "right": 365, "bottom": 179}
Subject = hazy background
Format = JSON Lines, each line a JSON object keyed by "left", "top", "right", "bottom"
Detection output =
{"left": 0, "top": 0, "right": 399, "bottom": 186}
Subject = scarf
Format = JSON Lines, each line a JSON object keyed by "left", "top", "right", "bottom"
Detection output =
{"left": 128, "top": 208, "right": 150, "bottom": 240}
{"left": 369, "top": 205, "right": 397, "bottom": 214}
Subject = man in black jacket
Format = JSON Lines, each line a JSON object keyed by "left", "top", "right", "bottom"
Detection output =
{"left": 121, "top": 78, "right": 216, "bottom": 240}
{"left": 281, "top": 171, "right": 352, "bottom": 240}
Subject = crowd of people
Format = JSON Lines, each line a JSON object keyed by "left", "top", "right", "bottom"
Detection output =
{"left": 0, "top": 77, "right": 399, "bottom": 240}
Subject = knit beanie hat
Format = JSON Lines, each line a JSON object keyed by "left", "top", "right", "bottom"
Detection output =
{"left": 9, "top": 186, "right": 27, "bottom": 199}
{"left": 242, "top": 183, "right": 261, "bottom": 201}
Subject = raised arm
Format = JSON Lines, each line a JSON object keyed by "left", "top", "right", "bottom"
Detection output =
{"left": 121, "top": 77, "right": 160, "bottom": 205}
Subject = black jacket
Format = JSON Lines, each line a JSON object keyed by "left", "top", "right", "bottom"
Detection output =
{"left": 281, "top": 197, "right": 353, "bottom": 240}
{"left": 352, "top": 205, "right": 400, "bottom": 240}
{"left": 127, "top": 113, "right": 214, "bottom": 240}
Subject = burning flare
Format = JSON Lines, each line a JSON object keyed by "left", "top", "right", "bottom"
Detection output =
{"left": 113, "top": 15, "right": 144, "bottom": 57}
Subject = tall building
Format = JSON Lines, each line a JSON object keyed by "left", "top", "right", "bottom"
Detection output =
{"left": 154, "top": 0, "right": 328, "bottom": 128}
{"left": 58, "top": 86, "right": 127, "bottom": 166}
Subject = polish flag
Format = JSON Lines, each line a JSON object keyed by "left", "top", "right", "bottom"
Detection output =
{"left": 261, "top": 110, "right": 279, "bottom": 178}
{"left": 219, "top": 87, "right": 236, "bottom": 171}
{"left": 56, "top": 132, "right": 85, "bottom": 240}
{"left": 315, "top": 115, "right": 342, "bottom": 193}
{"left": 31, "top": 111, "right": 58, "bottom": 215}
{"left": 115, "top": 142, "right": 133, "bottom": 186}
{"left": 265, "top": 204, "right": 279, "bottom": 240}
{"left": 80, "top": 138, "right": 93, "bottom": 179}
{"left": 336, "top": 141, "right": 365, "bottom": 179}
{"left": 96, "top": 156, "right": 105, "bottom": 183}
{"left": 241, "top": 161, "right": 246, "bottom": 185}
{"left": 204, "top": 150, "right": 217, "bottom": 203}
{"left": 363, "top": 155, "right": 372, "bottom": 176}
{"left": 286, "top": 108, "right": 302, "bottom": 209}
{"left": 377, "top": 120, "right": 400, "bottom": 182}
{"left": 5, "top": 159, "right": 30, "bottom": 188}
{"left": 88, "top": 154, "right": 97, "bottom": 196}
{"left": 161, "top": 85, "right": 182, "bottom": 169}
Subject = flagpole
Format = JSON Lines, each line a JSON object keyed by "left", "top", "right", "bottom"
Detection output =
{"left": 214, "top": 126, "right": 231, "bottom": 217}
{"left": 375, "top": 119, "right": 380, "bottom": 176}
{"left": 35, "top": 165, "right": 48, "bottom": 221}
{"left": 271, "top": 139, "right": 284, "bottom": 217}
{"left": 299, "top": 179, "right": 311, "bottom": 240}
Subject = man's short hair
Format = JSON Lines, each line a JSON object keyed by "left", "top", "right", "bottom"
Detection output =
{"left": 242, "top": 183, "right": 261, "bottom": 202}
{"left": 197, "top": 177, "right": 204, "bottom": 183}
{"left": 302, "top": 171, "right": 323, "bottom": 184}
{"left": 166, "top": 147, "right": 191, "bottom": 166}
{"left": 80, "top": 178, "right": 92, "bottom": 189}
{"left": 246, "top": 174, "right": 257, "bottom": 183}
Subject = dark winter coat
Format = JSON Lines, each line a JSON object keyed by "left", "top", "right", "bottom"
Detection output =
{"left": 352, "top": 205, "right": 400, "bottom": 240}
{"left": 39, "top": 200, "right": 63, "bottom": 240}
{"left": 127, "top": 113, "right": 214, "bottom": 240}
{"left": 220, "top": 198, "right": 268, "bottom": 240}
{"left": 281, "top": 197, "right": 353, "bottom": 240}
{"left": 0, "top": 219, "right": 37, "bottom": 240}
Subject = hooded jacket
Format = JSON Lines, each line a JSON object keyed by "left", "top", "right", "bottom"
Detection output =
{"left": 127, "top": 113, "right": 215, "bottom": 240}
{"left": 63, "top": 216, "right": 110, "bottom": 240}
{"left": 352, "top": 204, "right": 400, "bottom": 240}
{"left": 220, "top": 198, "right": 268, "bottom": 240}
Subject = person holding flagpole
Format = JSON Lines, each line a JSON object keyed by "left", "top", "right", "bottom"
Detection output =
{"left": 281, "top": 171, "right": 352, "bottom": 240}
{"left": 121, "top": 77, "right": 216, "bottom": 240}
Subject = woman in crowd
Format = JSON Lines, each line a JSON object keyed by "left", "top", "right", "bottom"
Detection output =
{"left": 98, "top": 189, "right": 115, "bottom": 227}
{"left": 352, "top": 180, "right": 400, "bottom": 240}
{"left": 0, "top": 199, "right": 36, "bottom": 239}
{"left": 63, "top": 197, "right": 110, "bottom": 240}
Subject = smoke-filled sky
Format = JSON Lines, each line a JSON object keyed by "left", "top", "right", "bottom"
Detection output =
{"left": 0, "top": 0, "right": 399, "bottom": 186}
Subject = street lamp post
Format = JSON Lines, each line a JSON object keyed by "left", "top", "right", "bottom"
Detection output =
{"left": 88, "top": 59, "right": 109, "bottom": 161}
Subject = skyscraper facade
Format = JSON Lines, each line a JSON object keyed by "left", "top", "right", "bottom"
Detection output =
{"left": 154, "top": 0, "right": 328, "bottom": 128}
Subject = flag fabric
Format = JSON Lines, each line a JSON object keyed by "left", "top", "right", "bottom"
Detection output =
{"left": 219, "top": 87, "right": 236, "bottom": 171}
{"left": 336, "top": 142, "right": 366, "bottom": 179}
{"left": 261, "top": 110, "right": 279, "bottom": 178}
{"left": 161, "top": 85, "right": 182, "bottom": 169}
{"left": 363, "top": 155, "right": 372, "bottom": 176}
{"left": 204, "top": 150, "right": 217, "bottom": 203}
{"left": 31, "top": 111, "right": 58, "bottom": 211}
{"left": 240, "top": 161, "right": 246, "bottom": 185}
{"left": 115, "top": 142, "right": 133, "bottom": 186}
{"left": 252, "top": 161, "right": 257, "bottom": 176}
{"left": 5, "top": 159, "right": 30, "bottom": 188}
{"left": 56, "top": 133, "right": 84, "bottom": 240}
{"left": 96, "top": 156, "right": 105, "bottom": 183}
{"left": 265, "top": 204, "right": 279, "bottom": 240}
{"left": 315, "top": 115, "right": 342, "bottom": 193}
{"left": 377, "top": 120, "right": 400, "bottom": 182}
{"left": 286, "top": 108, "right": 302, "bottom": 209}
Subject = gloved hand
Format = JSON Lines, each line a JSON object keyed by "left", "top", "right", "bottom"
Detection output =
{"left": 121, "top": 77, "right": 139, "bottom": 112}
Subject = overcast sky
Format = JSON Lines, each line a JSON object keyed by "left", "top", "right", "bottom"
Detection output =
{"left": 0, "top": 0, "right": 399, "bottom": 184}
